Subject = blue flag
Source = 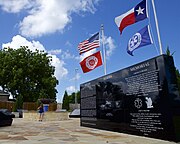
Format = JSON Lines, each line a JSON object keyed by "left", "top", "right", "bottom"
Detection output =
{"left": 127, "top": 25, "right": 153, "bottom": 56}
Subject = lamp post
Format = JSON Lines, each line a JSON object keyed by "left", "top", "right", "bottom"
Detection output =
{"left": 75, "top": 68, "right": 78, "bottom": 108}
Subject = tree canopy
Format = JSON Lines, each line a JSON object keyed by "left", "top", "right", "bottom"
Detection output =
{"left": 62, "top": 91, "right": 69, "bottom": 110}
{"left": 166, "top": 47, "right": 180, "bottom": 95}
{"left": 62, "top": 90, "right": 80, "bottom": 111}
{"left": 176, "top": 69, "right": 180, "bottom": 95}
{"left": 0, "top": 46, "right": 58, "bottom": 103}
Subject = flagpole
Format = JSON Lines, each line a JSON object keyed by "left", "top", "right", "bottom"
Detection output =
{"left": 75, "top": 68, "right": 78, "bottom": 108}
{"left": 151, "top": 0, "right": 163, "bottom": 55}
{"left": 101, "top": 24, "right": 107, "bottom": 75}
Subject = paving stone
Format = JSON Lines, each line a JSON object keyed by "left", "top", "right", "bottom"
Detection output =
{"left": 0, "top": 118, "right": 178, "bottom": 144}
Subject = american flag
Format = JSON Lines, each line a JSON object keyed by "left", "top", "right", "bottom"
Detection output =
{"left": 78, "top": 32, "right": 100, "bottom": 55}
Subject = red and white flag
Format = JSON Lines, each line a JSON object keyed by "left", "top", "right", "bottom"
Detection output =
{"left": 115, "top": 0, "right": 148, "bottom": 34}
{"left": 80, "top": 51, "right": 102, "bottom": 73}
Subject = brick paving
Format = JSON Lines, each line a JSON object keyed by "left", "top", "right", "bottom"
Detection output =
{"left": 0, "top": 118, "right": 178, "bottom": 144}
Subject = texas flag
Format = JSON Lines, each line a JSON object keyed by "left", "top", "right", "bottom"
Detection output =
{"left": 115, "top": 0, "right": 148, "bottom": 34}
{"left": 80, "top": 51, "right": 102, "bottom": 73}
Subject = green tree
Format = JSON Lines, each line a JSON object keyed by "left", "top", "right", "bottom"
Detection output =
{"left": 77, "top": 91, "right": 80, "bottom": 103}
{"left": 62, "top": 91, "right": 69, "bottom": 110}
{"left": 176, "top": 69, "right": 180, "bottom": 95}
{"left": 62, "top": 90, "right": 80, "bottom": 111}
{"left": 69, "top": 92, "right": 75, "bottom": 104}
{"left": 166, "top": 46, "right": 180, "bottom": 95}
{"left": 166, "top": 46, "right": 175, "bottom": 56}
{"left": 0, "top": 46, "right": 58, "bottom": 104}
{"left": 68, "top": 91, "right": 80, "bottom": 104}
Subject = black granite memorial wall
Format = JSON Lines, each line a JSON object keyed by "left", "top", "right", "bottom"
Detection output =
{"left": 80, "top": 55, "right": 180, "bottom": 142}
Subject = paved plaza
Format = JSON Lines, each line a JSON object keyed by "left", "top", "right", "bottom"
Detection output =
{"left": 0, "top": 118, "right": 178, "bottom": 144}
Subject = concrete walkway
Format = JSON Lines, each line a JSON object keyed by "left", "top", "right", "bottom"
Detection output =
{"left": 0, "top": 118, "right": 178, "bottom": 144}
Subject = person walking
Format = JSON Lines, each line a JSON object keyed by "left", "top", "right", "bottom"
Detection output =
{"left": 37, "top": 104, "right": 44, "bottom": 121}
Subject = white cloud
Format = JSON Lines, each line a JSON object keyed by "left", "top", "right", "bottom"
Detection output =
{"left": 104, "top": 36, "right": 116, "bottom": 58}
{"left": 0, "top": 0, "right": 100, "bottom": 37}
{"left": 2, "top": 35, "right": 45, "bottom": 51}
{"left": 61, "top": 50, "right": 76, "bottom": 60}
{"left": 66, "top": 86, "right": 75, "bottom": 94}
{"left": 49, "top": 49, "right": 77, "bottom": 60}
{"left": 49, "top": 54, "right": 68, "bottom": 80}
{"left": 48, "top": 49, "right": 62, "bottom": 55}
{"left": 70, "top": 73, "right": 81, "bottom": 81}
{"left": 2, "top": 35, "right": 68, "bottom": 81}
{"left": 0, "top": 0, "right": 32, "bottom": 13}
{"left": 19, "top": 0, "right": 70, "bottom": 37}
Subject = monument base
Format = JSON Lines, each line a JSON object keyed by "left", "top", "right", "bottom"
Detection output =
{"left": 80, "top": 55, "right": 180, "bottom": 142}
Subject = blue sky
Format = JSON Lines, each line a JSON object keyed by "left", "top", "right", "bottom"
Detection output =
{"left": 0, "top": 0, "right": 179, "bottom": 103}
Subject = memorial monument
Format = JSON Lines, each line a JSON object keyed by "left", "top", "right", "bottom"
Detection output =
{"left": 80, "top": 55, "right": 180, "bottom": 142}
